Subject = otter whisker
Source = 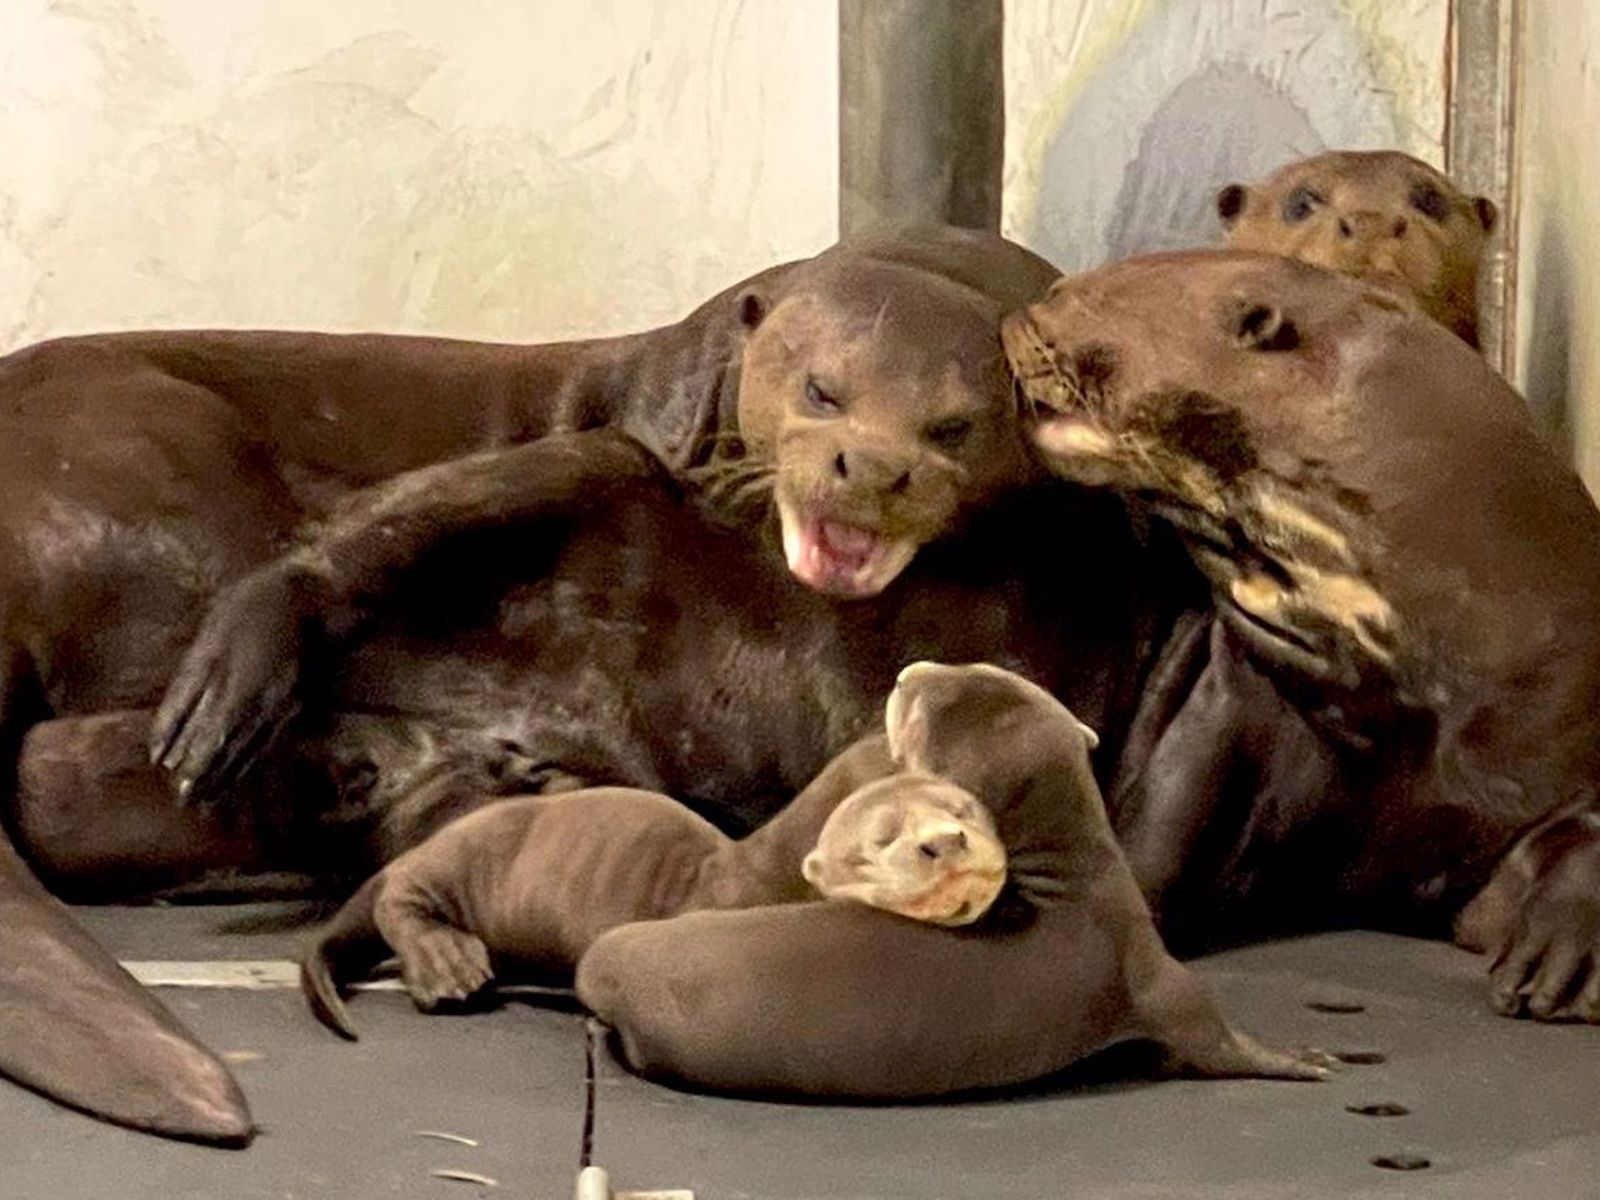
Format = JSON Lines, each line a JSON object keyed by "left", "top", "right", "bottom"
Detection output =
{"left": 686, "top": 456, "right": 777, "bottom": 526}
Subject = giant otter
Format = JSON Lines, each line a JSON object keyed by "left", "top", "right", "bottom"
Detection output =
{"left": 1005, "top": 248, "right": 1600, "bottom": 1019}
{"left": 1216, "top": 150, "right": 1497, "bottom": 347}
{"left": 0, "top": 226, "right": 1059, "bottom": 1142}
{"left": 13, "top": 427, "right": 1206, "bottom": 1131}
{"left": 300, "top": 735, "right": 1006, "bottom": 1039}
{"left": 577, "top": 662, "right": 1326, "bottom": 1097}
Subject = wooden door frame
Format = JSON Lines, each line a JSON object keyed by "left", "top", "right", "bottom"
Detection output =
{"left": 1447, "top": 0, "right": 1523, "bottom": 377}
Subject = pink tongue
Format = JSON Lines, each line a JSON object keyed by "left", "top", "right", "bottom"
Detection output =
{"left": 789, "top": 518, "right": 883, "bottom": 593}
{"left": 820, "top": 521, "right": 876, "bottom": 563}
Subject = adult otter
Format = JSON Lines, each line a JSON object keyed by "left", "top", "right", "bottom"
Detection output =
{"left": 13, "top": 428, "right": 1198, "bottom": 1130}
{"left": 1216, "top": 150, "right": 1496, "bottom": 347}
{"left": 0, "top": 226, "right": 1057, "bottom": 1142}
{"left": 300, "top": 737, "right": 1005, "bottom": 1039}
{"left": 577, "top": 662, "right": 1325, "bottom": 1097}
{"left": 24, "top": 438, "right": 1181, "bottom": 890}
{"left": 1005, "top": 249, "right": 1600, "bottom": 1020}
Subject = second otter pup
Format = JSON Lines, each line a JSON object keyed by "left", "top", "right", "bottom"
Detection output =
{"left": 575, "top": 663, "right": 1325, "bottom": 1098}
{"left": 300, "top": 741, "right": 1005, "bottom": 1039}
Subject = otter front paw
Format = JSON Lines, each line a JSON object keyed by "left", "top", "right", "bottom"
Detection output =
{"left": 1484, "top": 833, "right": 1600, "bottom": 1022}
{"left": 151, "top": 563, "right": 328, "bottom": 801}
{"left": 400, "top": 928, "right": 495, "bottom": 1012}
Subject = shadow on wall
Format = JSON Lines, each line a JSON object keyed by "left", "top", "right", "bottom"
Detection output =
{"left": 1025, "top": 0, "right": 1420, "bottom": 272}
{"left": 1103, "top": 66, "right": 1323, "bottom": 261}
{"left": 1522, "top": 226, "right": 1574, "bottom": 462}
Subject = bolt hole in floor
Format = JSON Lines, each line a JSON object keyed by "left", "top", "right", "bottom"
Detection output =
{"left": 1347, "top": 1102, "right": 1410, "bottom": 1117}
{"left": 1371, "top": 1153, "right": 1432, "bottom": 1171}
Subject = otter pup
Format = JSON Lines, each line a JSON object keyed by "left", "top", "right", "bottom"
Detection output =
{"left": 575, "top": 663, "right": 1325, "bottom": 1099}
{"left": 1216, "top": 149, "right": 1496, "bottom": 347}
{"left": 301, "top": 736, "right": 1006, "bottom": 1039}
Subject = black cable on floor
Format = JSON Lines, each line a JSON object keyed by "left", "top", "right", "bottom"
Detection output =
{"left": 580, "top": 1017, "right": 601, "bottom": 1172}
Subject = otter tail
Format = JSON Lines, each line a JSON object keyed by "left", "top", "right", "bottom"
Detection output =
{"left": 0, "top": 830, "right": 255, "bottom": 1145}
{"left": 301, "top": 873, "right": 389, "bottom": 1041}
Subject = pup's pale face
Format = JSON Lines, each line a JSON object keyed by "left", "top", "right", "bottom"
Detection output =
{"left": 801, "top": 774, "right": 1007, "bottom": 926}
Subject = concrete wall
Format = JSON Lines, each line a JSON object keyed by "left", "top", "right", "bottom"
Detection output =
{"left": 0, "top": 0, "right": 838, "bottom": 350}
{"left": 0, "top": 0, "right": 1501, "bottom": 369}
{"left": 1515, "top": 1, "right": 1600, "bottom": 491}
{"left": 1004, "top": 0, "right": 1447, "bottom": 272}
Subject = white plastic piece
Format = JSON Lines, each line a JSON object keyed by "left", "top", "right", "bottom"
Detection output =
{"left": 119, "top": 959, "right": 571, "bottom": 1000}
{"left": 575, "top": 1165, "right": 612, "bottom": 1200}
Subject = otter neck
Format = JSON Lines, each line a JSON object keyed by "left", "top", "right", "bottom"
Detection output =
{"left": 980, "top": 754, "right": 1125, "bottom": 907}
{"left": 688, "top": 735, "right": 899, "bottom": 911}
{"left": 509, "top": 318, "right": 744, "bottom": 473}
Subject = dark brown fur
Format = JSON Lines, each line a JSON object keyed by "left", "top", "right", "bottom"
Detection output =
{"left": 1008, "top": 249, "right": 1600, "bottom": 1019}
{"left": 0, "top": 226, "right": 1059, "bottom": 1142}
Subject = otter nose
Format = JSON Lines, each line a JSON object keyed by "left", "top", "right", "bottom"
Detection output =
{"left": 1338, "top": 211, "right": 1405, "bottom": 240}
{"left": 918, "top": 827, "right": 968, "bottom": 860}
{"left": 834, "top": 449, "right": 912, "bottom": 494}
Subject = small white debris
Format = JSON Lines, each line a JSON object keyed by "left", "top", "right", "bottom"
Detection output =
{"left": 416, "top": 1130, "right": 480, "bottom": 1147}
{"left": 431, "top": 1168, "right": 498, "bottom": 1187}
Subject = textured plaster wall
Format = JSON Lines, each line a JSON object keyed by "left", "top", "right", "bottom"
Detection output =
{"left": 0, "top": 0, "right": 838, "bottom": 351}
{"left": 1516, "top": 1, "right": 1600, "bottom": 493}
{"left": 1004, "top": 0, "right": 1447, "bottom": 272}
{"left": 2, "top": 0, "right": 1461, "bottom": 354}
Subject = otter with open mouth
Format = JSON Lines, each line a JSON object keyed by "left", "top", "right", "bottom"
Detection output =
{"left": 0, "top": 224, "right": 1058, "bottom": 1141}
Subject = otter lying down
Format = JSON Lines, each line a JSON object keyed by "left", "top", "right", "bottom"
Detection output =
{"left": 304, "top": 662, "right": 1324, "bottom": 1097}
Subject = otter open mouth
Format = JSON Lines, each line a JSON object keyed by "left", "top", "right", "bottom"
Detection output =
{"left": 778, "top": 502, "right": 917, "bottom": 598}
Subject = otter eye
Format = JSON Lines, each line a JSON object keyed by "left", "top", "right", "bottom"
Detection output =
{"left": 1409, "top": 181, "right": 1449, "bottom": 222}
{"left": 925, "top": 417, "right": 973, "bottom": 451}
{"left": 867, "top": 810, "right": 901, "bottom": 848}
{"left": 805, "top": 379, "right": 841, "bottom": 415}
{"left": 1282, "top": 186, "right": 1320, "bottom": 223}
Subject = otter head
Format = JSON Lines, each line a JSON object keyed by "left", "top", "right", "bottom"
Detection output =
{"left": 801, "top": 773, "right": 1007, "bottom": 926}
{"left": 1216, "top": 150, "right": 1496, "bottom": 347}
{"left": 884, "top": 661, "right": 1098, "bottom": 798}
{"left": 1003, "top": 251, "right": 1410, "bottom": 681}
{"left": 732, "top": 254, "right": 1039, "bottom": 598}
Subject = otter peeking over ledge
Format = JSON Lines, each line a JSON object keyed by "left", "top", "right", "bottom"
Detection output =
{"left": 576, "top": 662, "right": 1326, "bottom": 1098}
{"left": 301, "top": 736, "right": 1007, "bottom": 1039}
{"left": 1216, "top": 149, "right": 1496, "bottom": 348}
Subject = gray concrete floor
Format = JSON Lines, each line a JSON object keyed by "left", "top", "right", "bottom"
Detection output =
{"left": 2, "top": 905, "right": 1598, "bottom": 1199}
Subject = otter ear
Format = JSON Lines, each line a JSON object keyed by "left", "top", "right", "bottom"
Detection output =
{"left": 801, "top": 849, "right": 828, "bottom": 890}
{"left": 1072, "top": 716, "right": 1100, "bottom": 751}
{"left": 1216, "top": 184, "right": 1249, "bottom": 228}
{"left": 1234, "top": 303, "right": 1300, "bottom": 352}
{"left": 736, "top": 289, "right": 769, "bottom": 331}
{"left": 1472, "top": 195, "right": 1499, "bottom": 234}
